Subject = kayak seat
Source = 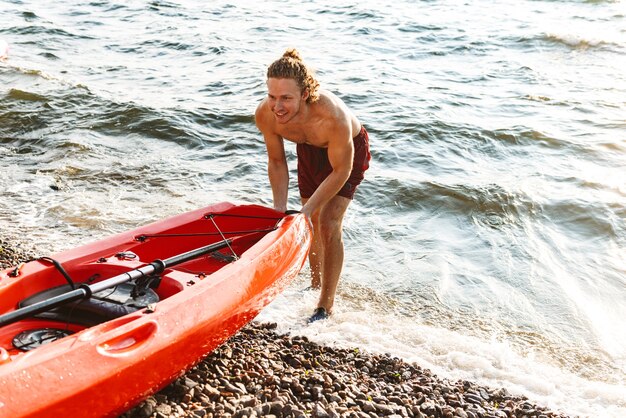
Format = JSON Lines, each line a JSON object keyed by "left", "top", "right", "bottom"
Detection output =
{"left": 18, "top": 282, "right": 159, "bottom": 327}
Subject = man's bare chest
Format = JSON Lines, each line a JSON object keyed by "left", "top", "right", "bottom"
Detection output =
{"left": 273, "top": 125, "right": 305, "bottom": 142}
{"left": 278, "top": 128, "right": 322, "bottom": 146}
{"left": 273, "top": 120, "right": 329, "bottom": 147}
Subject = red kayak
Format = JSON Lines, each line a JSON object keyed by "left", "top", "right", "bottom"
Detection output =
{"left": 0, "top": 202, "right": 311, "bottom": 418}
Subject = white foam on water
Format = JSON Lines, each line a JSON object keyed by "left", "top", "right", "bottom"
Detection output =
{"left": 256, "top": 276, "right": 626, "bottom": 418}
{"left": 0, "top": 39, "right": 8, "bottom": 60}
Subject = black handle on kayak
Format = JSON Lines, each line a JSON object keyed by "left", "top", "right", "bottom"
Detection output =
{"left": 0, "top": 238, "right": 234, "bottom": 328}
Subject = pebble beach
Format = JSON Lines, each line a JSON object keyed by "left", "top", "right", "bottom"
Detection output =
{"left": 0, "top": 240, "right": 573, "bottom": 418}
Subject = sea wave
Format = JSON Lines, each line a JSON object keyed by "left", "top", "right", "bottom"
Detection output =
{"left": 507, "top": 31, "right": 625, "bottom": 53}
{"left": 543, "top": 32, "right": 618, "bottom": 50}
{"left": 5, "top": 24, "right": 95, "bottom": 40}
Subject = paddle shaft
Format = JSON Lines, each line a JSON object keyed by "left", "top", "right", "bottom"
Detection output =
{"left": 0, "top": 238, "right": 234, "bottom": 327}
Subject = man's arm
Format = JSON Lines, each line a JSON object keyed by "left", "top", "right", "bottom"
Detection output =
{"left": 301, "top": 123, "right": 354, "bottom": 217}
{"left": 256, "top": 104, "right": 289, "bottom": 212}
{"left": 265, "top": 134, "right": 289, "bottom": 212}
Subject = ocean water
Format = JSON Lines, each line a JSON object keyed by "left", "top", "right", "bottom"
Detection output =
{"left": 1, "top": 1, "right": 625, "bottom": 416}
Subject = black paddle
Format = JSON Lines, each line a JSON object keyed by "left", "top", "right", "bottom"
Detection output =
{"left": 0, "top": 237, "right": 236, "bottom": 328}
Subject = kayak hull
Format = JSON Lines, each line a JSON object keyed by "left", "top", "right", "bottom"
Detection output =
{"left": 0, "top": 203, "right": 310, "bottom": 417}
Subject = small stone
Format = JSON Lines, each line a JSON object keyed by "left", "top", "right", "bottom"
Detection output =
{"left": 239, "top": 395, "right": 259, "bottom": 408}
{"left": 455, "top": 407, "right": 468, "bottom": 418}
{"left": 362, "top": 401, "right": 376, "bottom": 413}
{"left": 280, "top": 376, "right": 292, "bottom": 389}
{"left": 292, "top": 409, "right": 306, "bottom": 418}
{"left": 291, "top": 381, "right": 305, "bottom": 394}
{"left": 224, "top": 382, "right": 246, "bottom": 395}
{"left": 203, "top": 384, "right": 220, "bottom": 398}
{"left": 233, "top": 407, "right": 253, "bottom": 418}
{"left": 134, "top": 402, "right": 154, "bottom": 418}
{"left": 376, "top": 403, "right": 397, "bottom": 414}
{"left": 184, "top": 377, "right": 199, "bottom": 389}
{"left": 312, "top": 403, "right": 330, "bottom": 418}
{"left": 269, "top": 401, "right": 284, "bottom": 416}
{"left": 465, "top": 394, "right": 483, "bottom": 405}
{"left": 411, "top": 405, "right": 425, "bottom": 418}
{"left": 328, "top": 393, "right": 342, "bottom": 403}
{"left": 420, "top": 400, "right": 437, "bottom": 416}
{"left": 155, "top": 404, "right": 172, "bottom": 415}
{"left": 311, "top": 386, "right": 324, "bottom": 400}
{"left": 478, "top": 388, "right": 490, "bottom": 401}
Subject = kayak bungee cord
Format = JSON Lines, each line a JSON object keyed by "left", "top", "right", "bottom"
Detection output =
{"left": 134, "top": 211, "right": 284, "bottom": 242}
{"left": 202, "top": 212, "right": 288, "bottom": 261}
{"left": 7, "top": 257, "right": 77, "bottom": 292}
{"left": 206, "top": 214, "right": 239, "bottom": 261}
{"left": 38, "top": 257, "right": 77, "bottom": 289}
{"left": 134, "top": 228, "right": 277, "bottom": 242}
{"left": 202, "top": 213, "right": 284, "bottom": 220}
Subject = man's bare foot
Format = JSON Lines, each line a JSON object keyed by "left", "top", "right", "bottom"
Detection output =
{"left": 308, "top": 307, "right": 329, "bottom": 323}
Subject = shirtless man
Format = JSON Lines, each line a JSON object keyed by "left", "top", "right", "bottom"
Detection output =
{"left": 255, "top": 49, "right": 371, "bottom": 322}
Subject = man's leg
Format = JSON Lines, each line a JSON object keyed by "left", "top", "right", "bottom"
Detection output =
{"left": 302, "top": 195, "right": 351, "bottom": 314}
{"left": 306, "top": 205, "right": 323, "bottom": 289}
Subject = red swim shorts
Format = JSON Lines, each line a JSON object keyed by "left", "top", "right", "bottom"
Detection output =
{"left": 296, "top": 126, "right": 371, "bottom": 200}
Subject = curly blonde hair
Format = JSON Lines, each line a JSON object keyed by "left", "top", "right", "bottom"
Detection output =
{"left": 267, "top": 48, "right": 320, "bottom": 103}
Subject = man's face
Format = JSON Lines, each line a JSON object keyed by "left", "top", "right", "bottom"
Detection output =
{"left": 266, "top": 77, "right": 307, "bottom": 124}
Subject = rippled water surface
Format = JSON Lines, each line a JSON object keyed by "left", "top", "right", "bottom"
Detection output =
{"left": 1, "top": 1, "right": 625, "bottom": 416}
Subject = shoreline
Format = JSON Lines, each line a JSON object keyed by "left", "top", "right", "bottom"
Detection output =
{"left": 0, "top": 240, "right": 573, "bottom": 418}
{"left": 121, "top": 322, "right": 572, "bottom": 418}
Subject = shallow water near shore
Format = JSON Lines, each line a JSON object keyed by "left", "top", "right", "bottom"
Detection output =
{"left": 1, "top": 1, "right": 625, "bottom": 417}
